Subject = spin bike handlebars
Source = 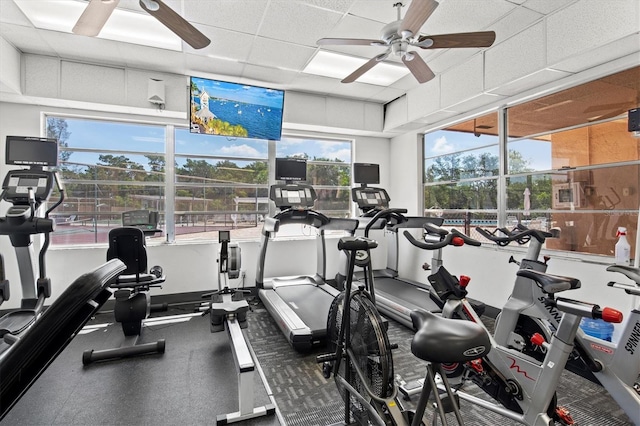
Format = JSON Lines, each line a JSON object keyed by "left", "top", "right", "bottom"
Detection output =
{"left": 403, "top": 226, "right": 481, "bottom": 251}
{"left": 475, "top": 225, "right": 554, "bottom": 246}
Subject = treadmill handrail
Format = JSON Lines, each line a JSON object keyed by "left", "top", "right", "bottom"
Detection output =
{"left": 272, "top": 207, "right": 331, "bottom": 229}
{"left": 364, "top": 208, "right": 408, "bottom": 237}
{"left": 319, "top": 217, "right": 359, "bottom": 233}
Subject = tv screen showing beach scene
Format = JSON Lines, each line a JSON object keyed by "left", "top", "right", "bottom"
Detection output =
{"left": 190, "top": 76, "right": 285, "bottom": 140}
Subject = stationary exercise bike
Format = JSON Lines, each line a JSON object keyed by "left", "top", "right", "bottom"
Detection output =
{"left": 473, "top": 225, "right": 640, "bottom": 424}
{"left": 317, "top": 235, "right": 492, "bottom": 425}
{"left": 203, "top": 230, "right": 276, "bottom": 425}
{"left": 82, "top": 210, "right": 167, "bottom": 365}
{"left": 402, "top": 224, "right": 624, "bottom": 425}
{"left": 0, "top": 136, "right": 64, "bottom": 357}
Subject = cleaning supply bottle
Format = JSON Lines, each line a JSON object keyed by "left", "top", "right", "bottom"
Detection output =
{"left": 614, "top": 227, "right": 631, "bottom": 265}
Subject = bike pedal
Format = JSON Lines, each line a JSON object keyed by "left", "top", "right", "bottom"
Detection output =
{"left": 554, "top": 406, "right": 574, "bottom": 425}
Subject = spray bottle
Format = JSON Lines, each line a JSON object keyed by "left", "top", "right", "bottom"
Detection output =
{"left": 614, "top": 226, "right": 630, "bottom": 265}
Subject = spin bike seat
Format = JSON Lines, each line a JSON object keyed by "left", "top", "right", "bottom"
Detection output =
{"left": 410, "top": 310, "right": 490, "bottom": 363}
{"left": 516, "top": 269, "right": 580, "bottom": 294}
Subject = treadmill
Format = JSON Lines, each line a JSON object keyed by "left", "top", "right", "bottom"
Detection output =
{"left": 351, "top": 163, "right": 485, "bottom": 329}
{"left": 256, "top": 158, "right": 358, "bottom": 351}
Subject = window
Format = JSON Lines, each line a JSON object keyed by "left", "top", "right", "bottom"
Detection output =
{"left": 173, "top": 129, "right": 269, "bottom": 241}
{"left": 423, "top": 113, "right": 500, "bottom": 240}
{"left": 45, "top": 116, "right": 352, "bottom": 245}
{"left": 48, "top": 117, "right": 165, "bottom": 245}
{"left": 423, "top": 65, "right": 640, "bottom": 258}
{"left": 277, "top": 137, "right": 351, "bottom": 218}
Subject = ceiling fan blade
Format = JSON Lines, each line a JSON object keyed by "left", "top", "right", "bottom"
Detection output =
{"left": 139, "top": 0, "right": 210, "bottom": 49}
{"left": 342, "top": 54, "right": 385, "bottom": 83}
{"left": 416, "top": 31, "right": 496, "bottom": 49}
{"left": 402, "top": 53, "right": 435, "bottom": 83}
{"left": 399, "top": 0, "right": 439, "bottom": 38}
{"left": 317, "top": 38, "right": 386, "bottom": 46}
{"left": 72, "top": 0, "right": 120, "bottom": 37}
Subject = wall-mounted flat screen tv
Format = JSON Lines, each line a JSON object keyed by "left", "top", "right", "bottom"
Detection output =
{"left": 190, "top": 76, "right": 285, "bottom": 140}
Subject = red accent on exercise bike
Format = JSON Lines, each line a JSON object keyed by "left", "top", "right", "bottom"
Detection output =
{"left": 469, "top": 359, "right": 484, "bottom": 373}
{"left": 459, "top": 275, "right": 471, "bottom": 288}
{"left": 452, "top": 236, "right": 465, "bottom": 246}
{"left": 601, "top": 307, "right": 623, "bottom": 323}
{"left": 555, "top": 406, "right": 575, "bottom": 425}
{"left": 530, "top": 333, "right": 546, "bottom": 347}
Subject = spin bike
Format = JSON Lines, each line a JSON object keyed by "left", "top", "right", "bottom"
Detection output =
{"left": 474, "top": 225, "right": 640, "bottom": 424}
{"left": 402, "top": 224, "right": 624, "bottom": 425}
{"left": 317, "top": 235, "right": 492, "bottom": 426}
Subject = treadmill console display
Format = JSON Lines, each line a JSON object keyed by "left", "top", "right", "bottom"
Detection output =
{"left": 352, "top": 187, "right": 390, "bottom": 210}
{"left": 2, "top": 170, "right": 55, "bottom": 204}
{"left": 270, "top": 184, "right": 316, "bottom": 209}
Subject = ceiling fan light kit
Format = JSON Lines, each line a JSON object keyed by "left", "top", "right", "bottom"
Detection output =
{"left": 317, "top": 0, "right": 496, "bottom": 85}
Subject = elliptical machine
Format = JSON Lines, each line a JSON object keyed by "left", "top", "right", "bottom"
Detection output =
{"left": 0, "top": 136, "right": 63, "bottom": 356}
{"left": 204, "top": 231, "right": 276, "bottom": 425}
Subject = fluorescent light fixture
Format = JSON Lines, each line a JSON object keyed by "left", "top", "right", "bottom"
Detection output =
{"left": 304, "top": 50, "right": 410, "bottom": 86}
{"left": 14, "top": 0, "right": 182, "bottom": 51}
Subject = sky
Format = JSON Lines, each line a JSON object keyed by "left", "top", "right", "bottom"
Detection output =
{"left": 192, "top": 77, "right": 284, "bottom": 109}
{"left": 424, "top": 130, "right": 552, "bottom": 172}
{"left": 53, "top": 118, "right": 351, "bottom": 169}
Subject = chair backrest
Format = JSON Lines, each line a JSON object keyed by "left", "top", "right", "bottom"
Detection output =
{"left": 106, "top": 227, "right": 148, "bottom": 277}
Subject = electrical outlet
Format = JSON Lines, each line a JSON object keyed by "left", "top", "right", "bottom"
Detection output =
{"left": 623, "top": 188, "right": 630, "bottom": 197}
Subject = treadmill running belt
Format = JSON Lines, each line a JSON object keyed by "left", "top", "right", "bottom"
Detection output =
{"left": 273, "top": 284, "right": 335, "bottom": 333}
{"left": 374, "top": 276, "right": 441, "bottom": 311}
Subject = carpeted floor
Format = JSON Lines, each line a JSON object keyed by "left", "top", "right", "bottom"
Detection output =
{"left": 243, "top": 297, "right": 633, "bottom": 426}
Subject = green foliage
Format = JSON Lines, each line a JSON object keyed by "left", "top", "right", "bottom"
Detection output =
{"left": 46, "top": 117, "right": 72, "bottom": 163}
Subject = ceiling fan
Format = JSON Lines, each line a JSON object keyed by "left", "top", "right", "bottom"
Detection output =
{"left": 317, "top": 0, "right": 496, "bottom": 84}
{"left": 72, "top": 0, "right": 210, "bottom": 49}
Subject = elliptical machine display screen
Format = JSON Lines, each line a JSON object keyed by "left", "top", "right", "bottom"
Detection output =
{"left": 5, "top": 136, "right": 58, "bottom": 167}
{"left": 3, "top": 172, "right": 54, "bottom": 203}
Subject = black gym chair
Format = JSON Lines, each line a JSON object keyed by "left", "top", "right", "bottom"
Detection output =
{"left": 82, "top": 226, "right": 167, "bottom": 365}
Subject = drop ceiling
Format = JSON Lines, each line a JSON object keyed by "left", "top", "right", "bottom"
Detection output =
{"left": 0, "top": 0, "right": 583, "bottom": 105}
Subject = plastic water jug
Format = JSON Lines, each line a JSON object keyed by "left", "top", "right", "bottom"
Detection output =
{"left": 580, "top": 317, "right": 614, "bottom": 342}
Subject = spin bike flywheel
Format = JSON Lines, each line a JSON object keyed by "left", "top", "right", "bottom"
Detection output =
{"left": 327, "top": 291, "right": 394, "bottom": 424}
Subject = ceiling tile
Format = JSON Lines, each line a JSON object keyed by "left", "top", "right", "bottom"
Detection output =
{"left": 241, "top": 63, "right": 300, "bottom": 85}
{"left": 183, "top": 0, "right": 268, "bottom": 35}
{"left": 291, "top": 0, "right": 358, "bottom": 14}
{"left": 546, "top": 0, "right": 639, "bottom": 65}
{"left": 0, "top": 0, "right": 32, "bottom": 26}
{"left": 490, "top": 5, "right": 543, "bottom": 44}
{"left": 183, "top": 26, "right": 255, "bottom": 62}
{"left": 423, "top": 0, "right": 517, "bottom": 34}
{"left": 258, "top": 1, "right": 344, "bottom": 47}
{"left": 347, "top": 0, "right": 404, "bottom": 24}
{"left": 185, "top": 54, "right": 245, "bottom": 80}
{"left": 0, "top": 24, "right": 55, "bottom": 56}
{"left": 44, "top": 31, "right": 124, "bottom": 65}
{"left": 247, "top": 38, "right": 316, "bottom": 71}
{"left": 521, "top": 0, "right": 577, "bottom": 15}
